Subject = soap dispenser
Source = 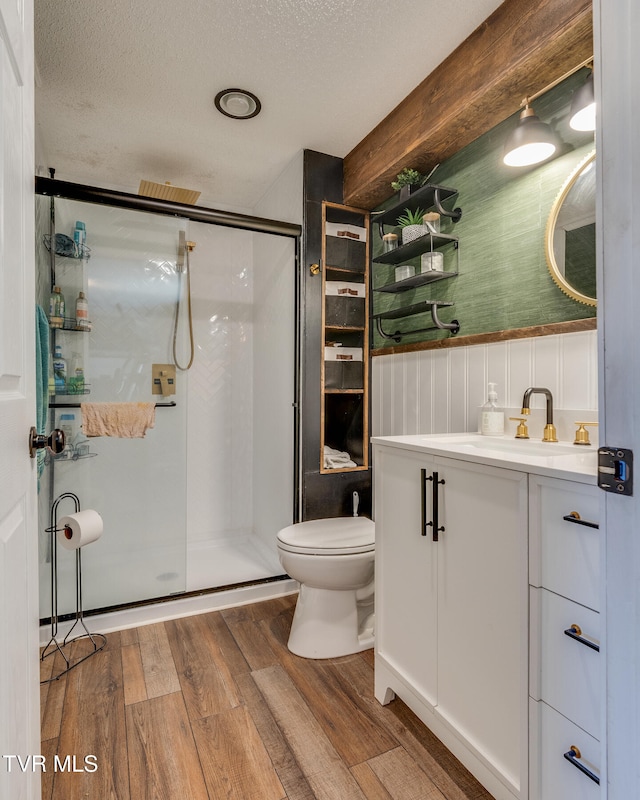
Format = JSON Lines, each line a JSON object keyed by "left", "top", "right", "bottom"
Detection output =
{"left": 480, "top": 382, "right": 505, "bottom": 436}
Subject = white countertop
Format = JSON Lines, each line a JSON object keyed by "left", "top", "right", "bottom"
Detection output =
{"left": 371, "top": 432, "right": 598, "bottom": 485}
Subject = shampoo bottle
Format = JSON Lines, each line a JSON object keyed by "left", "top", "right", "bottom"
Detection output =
{"left": 48, "top": 352, "right": 55, "bottom": 395}
{"left": 75, "top": 291, "right": 88, "bottom": 330}
{"left": 480, "top": 382, "right": 504, "bottom": 436}
{"left": 69, "top": 352, "right": 84, "bottom": 394}
{"left": 52, "top": 344, "right": 67, "bottom": 393}
{"left": 73, "top": 221, "right": 86, "bottom": 256}
{"left": 48, "top": 286, "right": 64, "bottom": 327}
{"left": 59, "top": 413, "right": 76, "bottom": 445}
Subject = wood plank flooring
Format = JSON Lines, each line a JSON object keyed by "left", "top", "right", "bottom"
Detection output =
{"left": 40, "top": 594, "right": 494, "bottom": 800}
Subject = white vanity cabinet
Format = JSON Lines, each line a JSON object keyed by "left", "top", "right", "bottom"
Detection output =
{"left": 528, "top": 475, "right": 601, "bottom": 799}
{"left": 374, "top": 442, "right": 529, "bottom": 800}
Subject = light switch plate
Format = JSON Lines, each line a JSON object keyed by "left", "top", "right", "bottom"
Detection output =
{"left": 152, "top": 363, "right": 176, "bottom": 396}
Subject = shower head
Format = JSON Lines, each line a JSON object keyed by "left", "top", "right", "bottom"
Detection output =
{"left": 138, "top": 180, "right": 201, "bottom": 205}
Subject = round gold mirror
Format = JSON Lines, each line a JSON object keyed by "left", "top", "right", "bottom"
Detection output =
{"left": 545, "top": 149, "right": 596, "bottom": 306}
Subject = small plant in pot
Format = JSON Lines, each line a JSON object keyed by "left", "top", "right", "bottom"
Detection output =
{"left": 391, "top": 168, "right": 424, "bottom": 201}
{"left": 397, "top": 207, "right": 427, "bottom": 245}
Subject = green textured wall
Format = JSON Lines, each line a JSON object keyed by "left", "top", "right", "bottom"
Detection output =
{"left": 372, "top": 71, "right": 596, "bottom": 350}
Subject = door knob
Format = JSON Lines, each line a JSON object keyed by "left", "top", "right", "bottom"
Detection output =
{"left": 29, "top": 427, "right": 65, "bottom": 458}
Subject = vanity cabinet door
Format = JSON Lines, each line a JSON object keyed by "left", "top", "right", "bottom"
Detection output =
{"left": 435, "top": 456, "right": 528, "bottom": 796}
{"left": 374, "top": 446, "right": 438, "bottom": 707}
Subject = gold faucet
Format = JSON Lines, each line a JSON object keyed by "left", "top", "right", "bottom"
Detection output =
{"left": 521, "top": 387, "right": 558, "bottom": 442}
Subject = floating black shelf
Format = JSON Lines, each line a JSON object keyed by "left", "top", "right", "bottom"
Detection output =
{"left": 375, "top": 270, "right": 457, "bottom": 294}
{"left": 373, "top": 232, "right": 458, "bottom": 265}
{"left": 372, "top": 183, "right": 461, "bottom": 234}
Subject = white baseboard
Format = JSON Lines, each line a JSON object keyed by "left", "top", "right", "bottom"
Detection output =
{"left": 40, "top": 578, "right": 298, "bottom": 645}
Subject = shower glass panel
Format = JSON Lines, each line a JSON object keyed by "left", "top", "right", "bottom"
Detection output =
{"left": 37, "top": 197, "right": 189, "bottom": 617}
{"left": 181, "top": 222, "right": 292, "bottom": 590}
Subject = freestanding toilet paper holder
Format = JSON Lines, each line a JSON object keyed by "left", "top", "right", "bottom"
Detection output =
{"left": 41, "top": 492, "right": 107, "bottom": 682}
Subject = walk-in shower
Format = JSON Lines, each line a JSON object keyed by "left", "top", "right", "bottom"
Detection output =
{"left": 36, "top": 179, "right": 300, "bottom": 619}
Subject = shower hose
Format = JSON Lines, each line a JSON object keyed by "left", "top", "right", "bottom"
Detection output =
{"left": 173, "top": 241, "right": 195, "bottom": 370}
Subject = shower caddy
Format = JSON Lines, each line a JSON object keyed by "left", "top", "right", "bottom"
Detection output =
{"left": 41, "top": 492, "right": 107, "bottom": 682}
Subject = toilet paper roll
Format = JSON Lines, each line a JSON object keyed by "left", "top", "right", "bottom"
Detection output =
{"left": 57, "top": 510, "right": 103, "bottom": 550}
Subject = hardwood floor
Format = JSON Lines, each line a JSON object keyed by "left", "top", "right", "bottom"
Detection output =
{"left": 40, "top": 594, "right": 494, "bottom": 800}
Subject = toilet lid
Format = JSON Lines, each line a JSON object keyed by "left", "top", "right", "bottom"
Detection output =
{"left": 277, "top": 516, "right": 375, "bottom": 555}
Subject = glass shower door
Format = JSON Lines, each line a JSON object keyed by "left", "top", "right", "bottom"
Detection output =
{"left": 38, "top": 197, "right": 189, "bottom": 617}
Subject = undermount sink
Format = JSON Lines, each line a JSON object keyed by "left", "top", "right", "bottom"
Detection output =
{"left": 435, "top": 434, "right": 591, "bottom": 458}
{"left": 460, "top": 438, "right": 581, "bottom": 456}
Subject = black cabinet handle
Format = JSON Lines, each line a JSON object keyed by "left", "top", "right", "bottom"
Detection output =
{"left": 563, "top": 511, "right": 599, "bottom": 529}
{"left": 431, "top": 471, "right": 445, "bottom": 542}
{"left": 564, "top": 745, "right": 600, "bottom": 784}
{"left": 421, "top": 469, "right": 445, "bottom": 540}
{"left": 564, "top": 624, "right": 600, "bottom": 652}
{"left": 421, "top": 468, "right": 429, "bottom": 536}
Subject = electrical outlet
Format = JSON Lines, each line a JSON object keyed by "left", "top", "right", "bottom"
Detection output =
{"left": 152, "top": 364, "right": 176, "bottom": 396}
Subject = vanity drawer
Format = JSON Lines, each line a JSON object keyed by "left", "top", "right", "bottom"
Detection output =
{"left": 530, "top": 587, "right": 600, "bottom": 739}
{"left": 529, "top": 698, "right": 600, "bottom": 800}
{"left": 529, "top": 476, "right": 600, "bottom": 611}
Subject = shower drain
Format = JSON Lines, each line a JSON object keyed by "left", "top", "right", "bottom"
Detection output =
{"left": 156, "top": 571, "right": 179, "bottom": 582}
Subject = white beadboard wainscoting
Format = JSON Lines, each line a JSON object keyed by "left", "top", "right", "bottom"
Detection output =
{"left": 371, "top": 330, "right": 598, "bottom": 439}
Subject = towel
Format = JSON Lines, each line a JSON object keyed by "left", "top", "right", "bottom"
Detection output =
{"left": 323, "top": 445, "right": 357, "bottom": 469}
{"left": 35, "top": 305, "right": 50, "bottom": 485}
{"left": 81, "top": 402, "right": 156, "bottom": 438}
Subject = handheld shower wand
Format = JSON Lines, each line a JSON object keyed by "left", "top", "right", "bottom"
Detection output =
{"left": 173, "top": 231, "right": 195, "bottom": 370}
{"left": 352, "top": 491, "right": 359, "bottom": 517}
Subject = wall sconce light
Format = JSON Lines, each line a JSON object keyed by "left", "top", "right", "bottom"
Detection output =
{"left": 503, "top": 102, "right": 559, "bottom": 167}
{"left": 504, "top": 56, "right": 594, "bottom": 168}
{"left": 569, "top": 72, "right": 595, "bottom": 131}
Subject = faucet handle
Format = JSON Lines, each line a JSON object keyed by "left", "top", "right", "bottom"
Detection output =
{"left": 509, "top": 417, "right": 530, "bottom": 439}
{"left": 574, "top": 421, "right": 598, "bottom": 446}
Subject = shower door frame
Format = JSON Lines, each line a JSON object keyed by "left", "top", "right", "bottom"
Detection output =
{"left": 35, "top": 176, "right": 303, "bottom": 615}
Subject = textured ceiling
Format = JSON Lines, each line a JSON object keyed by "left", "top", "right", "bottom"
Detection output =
{"left": 35, "top": 0, "right": 505, "bottom": 213}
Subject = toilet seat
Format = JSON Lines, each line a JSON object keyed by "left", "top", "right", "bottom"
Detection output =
{"left": 277, "top": 516, "right": 375, "bottom": 556}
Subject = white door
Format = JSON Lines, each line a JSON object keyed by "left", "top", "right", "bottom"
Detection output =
{"left": 596, "top": 1, "right": 640, "bottom": 797}
{"left": 0, "top": 1, "right": 39, "bottom": 799}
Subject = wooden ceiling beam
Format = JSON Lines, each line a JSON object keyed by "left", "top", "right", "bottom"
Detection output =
{"left": 343, "top": 0, "right": 592, "bottom": 210}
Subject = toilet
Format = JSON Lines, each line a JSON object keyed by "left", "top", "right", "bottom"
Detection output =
{"left": 276, "top": 516, "right": 375, "bottom": 659}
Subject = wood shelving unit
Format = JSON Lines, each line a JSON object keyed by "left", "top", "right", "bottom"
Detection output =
{"left": 320, "top": 201, "right": 370, "bottom": 474}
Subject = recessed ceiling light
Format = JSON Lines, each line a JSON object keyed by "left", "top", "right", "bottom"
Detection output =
{"left": 214, "top": 88, "right": 262, "bottom": 120}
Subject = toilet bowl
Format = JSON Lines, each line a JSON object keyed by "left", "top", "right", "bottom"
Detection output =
{"left": 277, "top": 516, "right": 375, "bottom": 659}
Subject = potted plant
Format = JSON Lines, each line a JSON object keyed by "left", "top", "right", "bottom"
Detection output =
{"left": 391, "top": 168, "right": 424, "bottom": 201}
{"left": 397, "top": 207, "right": 427, "bottom": 244}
